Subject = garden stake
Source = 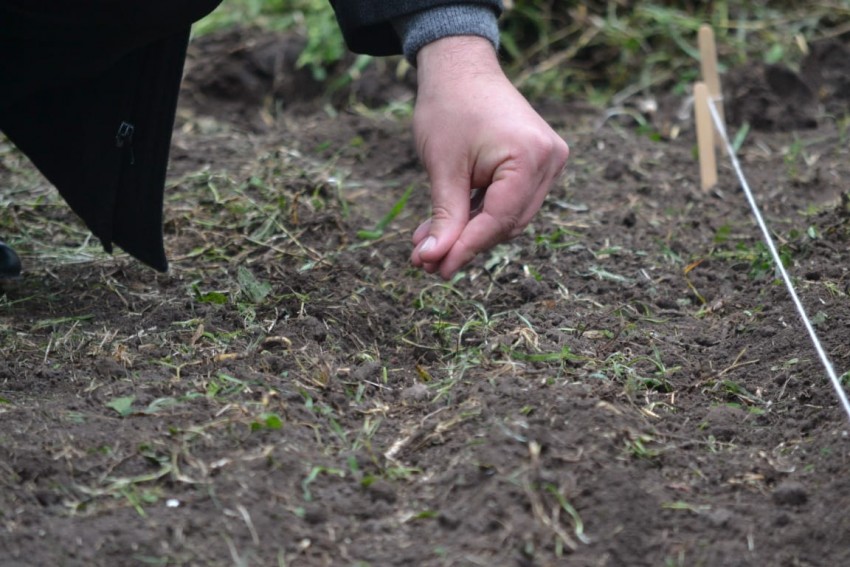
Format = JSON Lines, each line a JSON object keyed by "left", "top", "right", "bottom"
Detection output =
{"left": 694, "top": 82, "right": 717, "bottom": 191}
{"left": 706, "top": 97, "right": 850, "bottom": 424}
{"left": 698, "top": 24, "right": 726, "bottom": 153}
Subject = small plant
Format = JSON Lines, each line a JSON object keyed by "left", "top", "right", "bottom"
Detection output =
{"left": 746, "top": 241, "right": 793, "bottom": 280}
{"left": 236, "top": 266, "right": 272, "bottom": 304}
{"left": 250, "top": 412, "right": 284, "bottom": 431}
{"left": 625, "top": 434, "right": 660, "bottom": 460}
{"left": 783, "top": 137, "right": 805, "bottom": 179}
{"left": 711, "top": 237, "right": 794, "bottom": 281}
{"left": 196, "top": 0, "right": 355, "bottom": 81}
{"left": 356, "top": 183, "right": 415, "bottom": 241}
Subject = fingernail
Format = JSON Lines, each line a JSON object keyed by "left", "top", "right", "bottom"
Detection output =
{"left": 418, "top": 236, "right": 436, "bottom": 255}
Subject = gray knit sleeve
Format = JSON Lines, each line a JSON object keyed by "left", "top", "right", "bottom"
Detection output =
{"left": 392, "top": 4, "right": 501, "bottom": 64}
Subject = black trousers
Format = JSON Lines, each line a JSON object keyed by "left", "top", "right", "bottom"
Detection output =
{"left": 0, "top": 1, "right": 222, "bottom": 270}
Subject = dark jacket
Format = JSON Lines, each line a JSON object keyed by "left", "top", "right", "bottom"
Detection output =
{"left": 0, "top": 1, "right": 502, "bottom": 271}
{"left": 330, "top": 0, "right": 501, "bottom": 55}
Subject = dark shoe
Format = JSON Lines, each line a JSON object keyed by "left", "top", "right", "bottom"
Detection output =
{"left": 0, "top": 241, "right": 22, "bottom": 279}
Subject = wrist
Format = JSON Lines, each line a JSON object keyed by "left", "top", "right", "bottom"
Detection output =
{"left": 416, "top": 36, "right": 502, "bottom": 85}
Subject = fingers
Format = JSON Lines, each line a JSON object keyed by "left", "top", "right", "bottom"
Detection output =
{"left": 434, "top": 171, "right": 542, "bottom": 279}
{"left": 412, "top": 219, "right": 431, "bottom": 245}
{"left": 410, "top": 173, "right": 471, "bottom": 270}
{"left": 415, "top": 135, "right": 569, "bottom": 280}
{"left": 410, "top": 219, "right": 439, "bottom": 274}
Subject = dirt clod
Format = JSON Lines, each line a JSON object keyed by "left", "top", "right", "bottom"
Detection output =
{"left": 401, "top": 382, "right": 430, "bottom": 403}
{"left": 772, "top": 481, "right": 809, "bottom": 507}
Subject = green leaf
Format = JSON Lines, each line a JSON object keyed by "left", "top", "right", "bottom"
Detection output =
{"left": 106, "top": 396, "right": 136, "bottom": 417}
{"left": 199, "top": 290, "right": 228, "bottom": 305}
{"left": 251, "top": 412, "right": 284, "bottom": 431}
{"left": 237, "top": 267, "right": 272, "bottom": 304}
{"left": 713, "top": 224, "right": 732, "bottom": 244}
{"left": 357, "top": 183, "right": 415, "bottom": 240}
{"left": 264, "top": 413, "right": 283, "bottom": 429}
{"left": 811, "top": 311, "right": 828, "bottom": 327}
{"left": 764, "top": 44, "right": 784, "bottom": 65}
{"left": 142, "top": 397, "right": 181, "bottom": 415}
{"left": 731, "top": 122, "right": 750, "bottom": 154}
{"left": 355, "top": 229, "right": 383, "bottom": 241}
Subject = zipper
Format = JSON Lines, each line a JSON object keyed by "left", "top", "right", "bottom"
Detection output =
{"left": 115, "top": 120, "right": 136, "bottom": 165}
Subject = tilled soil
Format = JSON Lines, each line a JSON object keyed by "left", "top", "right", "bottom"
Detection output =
{"left": 2, "top": 28, "right": 850, "bottom": 567}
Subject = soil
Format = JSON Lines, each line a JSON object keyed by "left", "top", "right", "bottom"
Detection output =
{"left": 3, "top": 28, "right": 850, "bottom": 567}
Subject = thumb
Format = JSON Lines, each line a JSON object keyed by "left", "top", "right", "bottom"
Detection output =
{"left": 411, "top": 175, "right": 471, "bottom": 268}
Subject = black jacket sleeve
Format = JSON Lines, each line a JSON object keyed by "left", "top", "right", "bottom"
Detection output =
{"left": 329, "top": 0, "right": 502, "bottom": 56}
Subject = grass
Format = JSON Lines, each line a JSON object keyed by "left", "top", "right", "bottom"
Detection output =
{"left": 195, "top": 1, "right": 850, "bottom": 105}
{"left": 502, "top": 1, "right": 850, "bottom": 101}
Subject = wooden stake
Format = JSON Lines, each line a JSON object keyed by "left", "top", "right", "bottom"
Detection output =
{"left": 694, "top": 81, "right": 717, "bottom": 191}
{"left": 698, "top": 25, "right": 726, "bottom": 149}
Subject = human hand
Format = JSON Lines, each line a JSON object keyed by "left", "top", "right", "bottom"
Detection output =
{"left": 410, "top": 36, "right": 569, "bottom": 279}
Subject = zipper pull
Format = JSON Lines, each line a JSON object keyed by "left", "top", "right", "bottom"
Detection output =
{"left": 116, "top": 121, "right": 136, "bottom": 165}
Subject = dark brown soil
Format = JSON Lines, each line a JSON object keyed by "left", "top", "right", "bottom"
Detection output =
{"left": 3, "top": 28, "right": 850, "bottom": 567}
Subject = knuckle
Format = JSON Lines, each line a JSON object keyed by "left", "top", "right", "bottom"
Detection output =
{"left": 429, "top": 204, "right": 455, "bottom": 222}
{"left": 555, "top": 137, "right": 570, "bottom": 165}
{"left": 500, "top": 214, "right": 524, "bottom": 239}
{"left": 526, "top": 131, "right": 570, "bottom": 170}
{"left": 544, "top": 134, "right": 570, "bottom": 167}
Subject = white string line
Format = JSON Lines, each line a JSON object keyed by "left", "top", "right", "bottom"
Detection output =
{"left": 706, "top": 97, "right": 850, "bottom": 424}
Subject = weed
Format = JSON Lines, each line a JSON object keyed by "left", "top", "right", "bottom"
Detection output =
{"left": 545, "top": 484, "right": 591, "bottom": 545}
{"left": 301, "top": 466, "right": 345, "bottom": 501}
{"left": 205, "top": 373, "right": 249, "bottom": 399}
{"left": 499, "top": 1, "right": 849, "bottom": 103}
{"left": 196, "top": 0, "right": 850, "bottom": 104}
{"left": 507, "top": 345, "right": 581, "bottom": 365}
{"left": 593, "top": 348, "right": 679, "bottom": 398}
{"left": 250, "top": 412, "right": 284, "bottom": 431}
{"left": 106, "top": 395, "right": 136, "bottom": 418}
{"left": 839, "top": 113, "right": 850, "bottom": 144}
{"left": 625, "top": 434, "right": 660, "bottom": 460}
{"left": 712, "top": 238, "right": 794, "bottom": 281}
{"left": 587, "top": 265, "right": 635, "bottom": 285}
{"left": 197, "top": 0, "right": 359, "bottom": 82}
{"left": 783, "top": 137, "right": 805, "bottom": 179}
{"left": 355, "top": 183, "right": 415, "bottom": 241}
{"left": 662, "top": 500, "right": 711, "bottom": 513}
{"left": 709, "top": 379, "right": 762, "bottom": 406}
{"left": 534, "top": 226, "right": 582, "bottom": 250}
{"left": 192, "top": 282, "right": 229, "bottom": 305}
{"left": 236, "top": 267, "right": 272, "bottom": 305}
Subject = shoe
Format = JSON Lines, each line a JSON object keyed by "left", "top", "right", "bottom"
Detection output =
{"left": 0, "top": 241, "right": 22, "bottom": 279}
